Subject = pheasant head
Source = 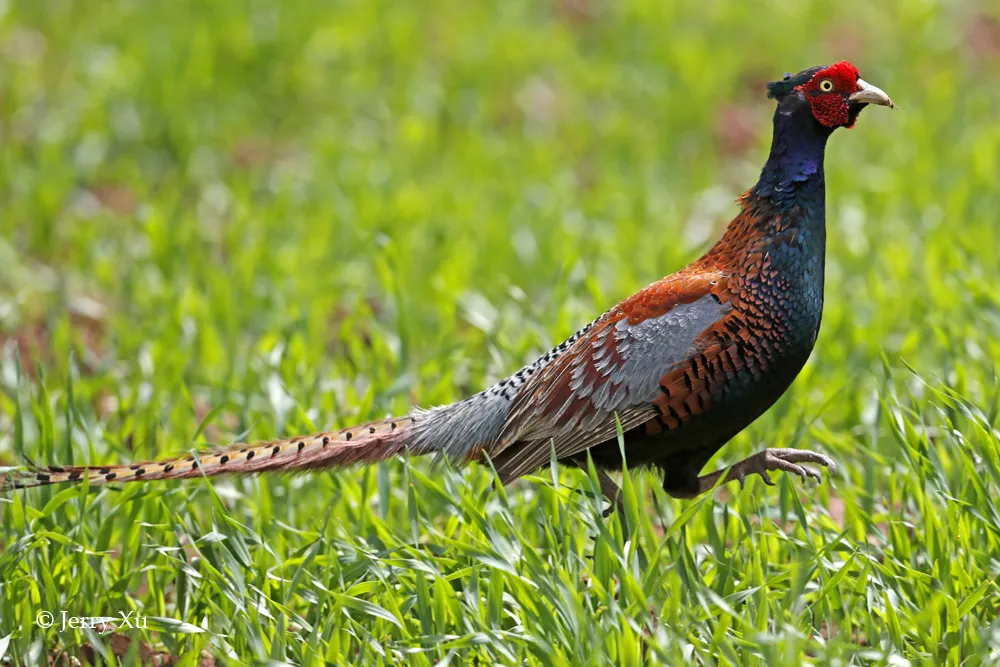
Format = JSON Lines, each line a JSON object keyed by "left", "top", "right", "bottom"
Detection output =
{"left": 767, "top": 61, "right": 895, "bottom": 130}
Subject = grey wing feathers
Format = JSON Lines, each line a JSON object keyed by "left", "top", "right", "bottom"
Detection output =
{"left": 491, "top": 293, "right": 730, "bottom": 481}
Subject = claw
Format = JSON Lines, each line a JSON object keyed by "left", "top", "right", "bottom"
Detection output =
{"left": 760, "top": 470, "right": 773, "bottom": 486}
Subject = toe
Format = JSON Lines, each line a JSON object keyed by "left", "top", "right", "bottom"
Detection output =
{"left": 775, "top": 460, "right": 809, "bottom": 484}
{"left": 769, "top": 448, "right": 838, "bottom": 475}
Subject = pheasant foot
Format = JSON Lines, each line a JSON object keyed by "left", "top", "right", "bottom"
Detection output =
{"left": 669, "top": 448, "right": 838, "bottom": 498}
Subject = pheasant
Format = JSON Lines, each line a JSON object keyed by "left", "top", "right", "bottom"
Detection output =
{"left": 1, "top": 62, "right": 894, "bottom": 510}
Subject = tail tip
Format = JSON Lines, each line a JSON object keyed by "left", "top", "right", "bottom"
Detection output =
{"left": 0, "top": 467, "right": 27, "bottom": 492}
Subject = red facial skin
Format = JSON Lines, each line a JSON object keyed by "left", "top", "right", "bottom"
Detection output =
{"left": 795, "top": 61, "right": 861, "bottom": 129}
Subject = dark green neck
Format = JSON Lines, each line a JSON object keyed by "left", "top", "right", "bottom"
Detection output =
{"left": 754, "top": 94, "right": 833, "bottom": 210}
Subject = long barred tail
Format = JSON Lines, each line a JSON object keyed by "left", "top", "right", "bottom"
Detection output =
{"left": 0, "top": 416, "right": 413, "bottom": 491}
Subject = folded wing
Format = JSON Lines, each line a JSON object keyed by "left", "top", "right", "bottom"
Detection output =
{"left": 490, "top": 270, "right": 732, "bottom": 481}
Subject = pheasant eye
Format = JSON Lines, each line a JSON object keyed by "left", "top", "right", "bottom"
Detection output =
{"left": 818, "top": 79, "right": 834, "bottom": 93}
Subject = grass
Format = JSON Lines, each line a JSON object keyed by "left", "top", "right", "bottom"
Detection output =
{"left": 1, "top": 0, "right": 1000, "bottom": 664}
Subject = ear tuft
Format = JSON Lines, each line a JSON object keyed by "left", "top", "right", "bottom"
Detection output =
{"left": 766, "top": 74, "right": 794, "bottom": 100}
{"left": 767, "top": 65, "right": 826, "bottom": 100}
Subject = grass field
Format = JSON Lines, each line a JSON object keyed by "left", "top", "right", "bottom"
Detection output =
{"left": 2, "top": 0, "right": 1000, "bottom": 664}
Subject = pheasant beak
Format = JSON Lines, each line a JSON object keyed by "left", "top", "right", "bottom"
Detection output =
{"left": 849, "top": 79, "right": 895, "bottom": 109}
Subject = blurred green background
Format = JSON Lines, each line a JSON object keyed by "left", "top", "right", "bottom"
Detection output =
{"left": 1, "top": 0, "right": 999, "bottom": 664}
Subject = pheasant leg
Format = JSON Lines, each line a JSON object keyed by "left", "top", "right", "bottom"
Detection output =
{"left": 594, "top": 469, "right": 627, "bottom": 518}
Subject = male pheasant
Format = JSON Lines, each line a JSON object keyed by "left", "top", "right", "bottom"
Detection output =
{"left": 1, "top": 62, "right": 894, "bottom": 508}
